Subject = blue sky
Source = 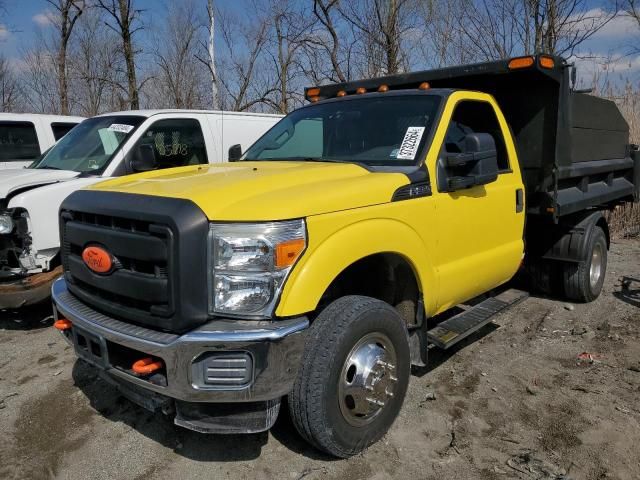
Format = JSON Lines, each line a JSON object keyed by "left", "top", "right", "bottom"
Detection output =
{"left": 1, "top": 0, "right": 639, "bottom": 88}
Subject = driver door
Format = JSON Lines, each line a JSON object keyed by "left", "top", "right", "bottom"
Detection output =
{"left": 431, "top": 95, "right": 525, "bottom": 311}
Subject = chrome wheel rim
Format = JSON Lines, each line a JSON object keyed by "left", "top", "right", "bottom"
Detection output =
{"left": 338, "top": 332, "right": 398, "bottom": 427}
{"left": 589, "top": 243, "right": 603, "bottom": 289}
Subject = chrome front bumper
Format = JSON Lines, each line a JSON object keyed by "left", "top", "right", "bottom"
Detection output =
{"left": 52, "top": 278, "right": 309, "bottom": 403}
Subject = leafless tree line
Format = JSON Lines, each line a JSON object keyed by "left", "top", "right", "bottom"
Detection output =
{"left": 0, "top": 0, "right": 636, "bottom": 116}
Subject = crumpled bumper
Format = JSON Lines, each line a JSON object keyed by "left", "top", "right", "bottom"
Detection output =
{"left": 0, "top": 266, "right": 62, "bottom": 309}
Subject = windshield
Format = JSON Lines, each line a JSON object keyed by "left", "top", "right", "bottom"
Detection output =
{"left": 33, "top": 115, "right": 145, "bottom": 173}
{"left": 244, "top": 94, "right": 441, "bottom": 166}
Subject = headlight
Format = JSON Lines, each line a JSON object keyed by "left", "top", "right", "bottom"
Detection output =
{"left": 0, "top": 214, "right": 14, "bottom": 234}
{"left": 208, "top": 219, "right": 306, "bottom": 318}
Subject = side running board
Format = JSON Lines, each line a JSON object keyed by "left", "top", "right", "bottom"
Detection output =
{"left": 426, "top": 289, "right": 528, "bottom": 349}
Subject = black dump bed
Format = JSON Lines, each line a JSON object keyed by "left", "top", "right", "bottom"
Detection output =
{"left": 308, "top": 54, "right": 640, "bottom": 218}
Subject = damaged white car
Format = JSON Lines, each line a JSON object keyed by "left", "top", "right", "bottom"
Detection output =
{"left": 0, "top": 109, "right": 282, "bottom": 309}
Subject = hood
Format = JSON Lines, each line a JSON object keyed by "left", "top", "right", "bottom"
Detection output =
{"left": 0, "top": 168, "right": 79, "bottom": 199}
{"left": 89, "top": 162, "right": 409, "bottom": 220}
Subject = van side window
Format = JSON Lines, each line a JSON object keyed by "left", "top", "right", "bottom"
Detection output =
{"left": 134, "top": 118, "right": 208, "bottom": 168}
{"left": 445, "top": 101, "right": 510, "bottom": 171}
{"left": 51, "top": 122, "right": 79, "bottom": 140}
{"left": 0, "top": 121, "right": 40, "bottom": 161}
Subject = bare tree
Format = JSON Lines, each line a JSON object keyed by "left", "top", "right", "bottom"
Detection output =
{"left": 206, "top": 0, "right": 218, "bottom": 108}
{"left": 45, "top": 0, "right": 85, "bottom": 115}
{"left": 308, "top": 0, "right": 349, "bottom": 82}
{"left": 68, "top": 9, "right": 126, "bottom": 115}
{"left": 0, "top": 55, "right": 22, "bottom": 112}
{"left": 216, "top": 3, "right": 275, "bottom": 111}
{"left": 96, "top": 0, "right": 143, "bottom": 109}
{"left": 147, "top": 0, "right": 207, "bottom": 109}
{"left": 339, "top": 0, "right": 418, "bottom": 76}
{"left": 21, "top": 37, "right": 60, "bottom": 113}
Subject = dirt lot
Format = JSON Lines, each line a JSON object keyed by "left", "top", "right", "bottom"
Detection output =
{"left": 0, "top": 238, "right": 639, "bottom": 480}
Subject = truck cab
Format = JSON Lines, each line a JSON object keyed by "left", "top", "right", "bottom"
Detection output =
{"left": 51, "top": 55, "right": 639, "bottom": 458}
{"left": 0, "top": 110, "right": 281, "bottom": 309}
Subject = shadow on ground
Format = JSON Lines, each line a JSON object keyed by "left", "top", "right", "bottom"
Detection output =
{"left": 71, "top": 360, "right": 334, "bottom": 462}
{"left": 0, "top": 301, "right": 53, "bottom": 330}
{"left": 613, "top": 276, "right": 640, "bottom": 308}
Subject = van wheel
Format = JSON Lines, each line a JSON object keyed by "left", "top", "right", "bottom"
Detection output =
{"left": 563, "top": 226, "right": 607, "bottom": 302}
{"left": 289, "top": 295, "right": 410, "bottom": 458}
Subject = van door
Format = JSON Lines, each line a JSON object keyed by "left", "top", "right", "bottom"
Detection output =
{"left": 430, "top": 95, "right": 525, "bottom": 311}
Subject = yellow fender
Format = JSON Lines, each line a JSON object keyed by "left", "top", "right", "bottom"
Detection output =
{"left": 276, "top": 216, "right": 437, "bottom": 317}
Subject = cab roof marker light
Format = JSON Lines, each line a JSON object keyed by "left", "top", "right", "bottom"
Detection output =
{"left": 539, "top": 55, "right": 555, "bottom": 69}
{"left": 336, "top": 90, "right": 347, "bottom": 97}
{"left": 508, "top": 56, "right": 535, "bottom": 69}
{"left": 378, "top": 84, "right": 389, "bottom": 92}
{"left": 309, "top": 96, "right": 320, "bottom": 103}
{"left": 356, "top": 87, "right": 367, "bottom": 94}
{"left": 306, "top": 87, "right": 321, "bottom": 98}
{"left": 418, "top": 82, "right": 430, "bottom": 90}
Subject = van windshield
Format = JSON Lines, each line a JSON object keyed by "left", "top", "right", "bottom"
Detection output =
{"left": 32, "top": 115, "right": 144, "bottom": 174}
{"left": 243, "top": 94, "right": 442, "bottom": 166}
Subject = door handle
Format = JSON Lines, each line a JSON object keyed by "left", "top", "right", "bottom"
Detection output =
{"left": 516, "top": 188, "right": 524, "bottom": 213}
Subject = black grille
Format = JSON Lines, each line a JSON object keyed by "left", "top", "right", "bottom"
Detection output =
{"left": 61, "top": 209, "right": 174, "bottom": 326}
{"left": 60, "top": 190, "right": 211, "bottom": 333}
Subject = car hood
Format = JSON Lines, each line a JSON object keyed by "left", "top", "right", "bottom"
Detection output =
{"left": 0, "top": 168, "right": 79, "bottom": 199}
{"left": 88, "top": 162, "right": 410, "bottom": 220}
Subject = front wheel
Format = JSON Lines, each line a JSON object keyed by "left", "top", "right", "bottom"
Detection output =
{"left": 289, "top": 295, "right": 410, "bottom": 458}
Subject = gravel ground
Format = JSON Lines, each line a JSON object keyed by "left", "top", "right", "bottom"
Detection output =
{"left": 0, "top": 238, "right": 639, "bottom": 480}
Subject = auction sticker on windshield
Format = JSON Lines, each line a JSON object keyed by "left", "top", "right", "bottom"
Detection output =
{"left": 108, "top": 124, "right": 135, "bottom": 134}
{"left": 396, "top": 126, "right": 425, "bottom": 160}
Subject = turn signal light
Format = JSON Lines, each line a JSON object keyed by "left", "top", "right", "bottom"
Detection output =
{"left": 539, "top": 55, "right": 555, "bottom": 69}
{"left": 275, "top": 238, "right": 305, "bottom": 268}
{"left": 508, "top": 56, "right": 535, "bottom": 69}
{"left": 132, "top": 357, "right": 164, "bottom": 375}
{"left": 54, "top": 318, "right": 72, "bottom": 331}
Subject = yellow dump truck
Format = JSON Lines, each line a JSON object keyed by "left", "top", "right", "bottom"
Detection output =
{"left": 52, "top": 54, "right": 639, "bottom": 457}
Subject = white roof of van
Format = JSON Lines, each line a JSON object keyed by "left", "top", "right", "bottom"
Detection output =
{"left": 0, "top": 113, "right": 85, "bottom": 122}
{"left": 96, "top": 109, "right": 283, "bottom": 119}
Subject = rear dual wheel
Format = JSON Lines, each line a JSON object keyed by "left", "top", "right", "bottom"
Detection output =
{"left": 289, "top": 295, "right": 410, "bottom": 458}
{"left": 563, "top": 226, "right": 607, "bottom": 302}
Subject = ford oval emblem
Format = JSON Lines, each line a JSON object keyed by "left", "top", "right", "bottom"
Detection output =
{"left": 81, "top": 245, "right": 113, "bottom": 274}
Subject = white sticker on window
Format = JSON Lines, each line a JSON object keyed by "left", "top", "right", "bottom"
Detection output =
{"left": 396, "top": 126, "right": 425, "bottom": 160}
{"left": 108, "top": 123, "right": 134, "bottom": 134}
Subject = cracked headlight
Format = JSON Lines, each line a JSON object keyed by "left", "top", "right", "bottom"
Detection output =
{"left": 208, "top": 219, "right": 306, "bottom": 318}
{"left": 0, "top": 214, "right": 14, "bottom": 234}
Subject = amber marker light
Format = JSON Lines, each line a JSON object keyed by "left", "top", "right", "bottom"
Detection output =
{"left": 539, "top": 55, "right": 555, "bottom": 69}
{"left": 275, "top": 238, "right": 305, "bottom": 268}
{"left": 508, "top": 56, "right": 535, "bottom": 69}
{"left": 356, "top": 87, "right": 367, "bottom": 94}
{"left": 54, "top": 318, "right": 72, "bottom": 331}
{"left": 132, "top": 357, "right": 164, "bottom": 375}
{"left": 336, "top": 90, "right": 347, "bottom": 97}
{"left": 378, "top": 84, "right": 389, "bottom": 92}
{"left": 306, "top": 87, "right": 320, "bottom": 97}
{"left": 418, "top": 82, "right": 430, "bottom": 90}
{"left": 309, "top": 96, "right": 320, "bottom": 103}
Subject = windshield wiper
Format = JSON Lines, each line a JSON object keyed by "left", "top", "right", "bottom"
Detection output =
{"left": 38, "top": 166, "right": 62, "bottom": 170}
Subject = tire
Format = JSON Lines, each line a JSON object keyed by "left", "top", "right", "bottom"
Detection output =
{"left": 527, "top": 258, "right": 561, "bottom": 296}
{"left": 563, "top": 226, "right": 607, "bottom": 302}
{"left": 289, "top": 295, "right": 411, "bottom": 458}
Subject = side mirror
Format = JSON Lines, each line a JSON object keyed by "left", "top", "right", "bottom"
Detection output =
{"left": 228, "top": 144, "right": 242, "bottom": 162}
{"left": 438, "top": 132, "right": 498, "bottom": 192}
{"left": 130, "top": 144, "right": 157, "bottom": 172}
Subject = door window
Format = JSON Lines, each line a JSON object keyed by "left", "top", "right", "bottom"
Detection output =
{"left": 51, "top": 122, "right": 79, "bottom": 140}
{"left": 133, "top": 118, "right": 208, "bottom": 169}
{"left": 0, "top": 121, "right": 40, "bottom": 161}
{"left": 444, "top": 101, "right": 509, "bottom": 171}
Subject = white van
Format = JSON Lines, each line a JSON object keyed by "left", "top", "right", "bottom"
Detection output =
{"left": 0, "top": 113, "right": 85, "bottom": 169}
{"left": 0, "top": 109, "right": 282, "bottom": 308}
